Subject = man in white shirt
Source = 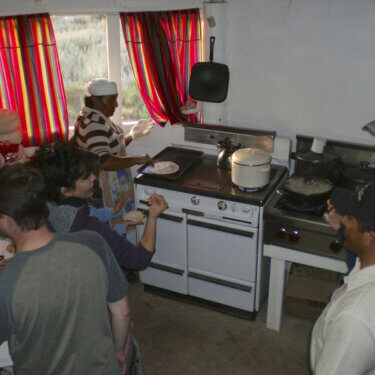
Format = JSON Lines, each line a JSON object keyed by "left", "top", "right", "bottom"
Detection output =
{"left": 310, "top": 182, "right": 375, "bottom": 375}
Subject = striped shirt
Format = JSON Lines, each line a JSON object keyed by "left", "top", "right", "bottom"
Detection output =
{"left": 73, "top": 107, "right": 122, "bottom": 163}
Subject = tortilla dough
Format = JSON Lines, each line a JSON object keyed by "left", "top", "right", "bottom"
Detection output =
{"left": 149, "top": 161, "right": 180, "bottom": 175}
{"left": 123, "top": 211, "right": 144, "bottom": 222}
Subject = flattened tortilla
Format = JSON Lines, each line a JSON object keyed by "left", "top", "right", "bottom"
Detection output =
{"left": 149, "top": 161, "right": 180, "bottom": 175}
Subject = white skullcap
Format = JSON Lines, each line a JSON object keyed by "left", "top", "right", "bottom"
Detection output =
{"left": 86, "top": 78, "right": 118, "bottom": 97}
{"left": 0, "top": 109, "right": 20, "bottom": 134}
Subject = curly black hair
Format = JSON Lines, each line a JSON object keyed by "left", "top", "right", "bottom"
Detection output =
{"left": 28, "top": 141, "right": 99, "bottom": 202}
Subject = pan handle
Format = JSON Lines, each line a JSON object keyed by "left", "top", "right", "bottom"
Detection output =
{"left": 209, "top": 36, "right": 215, "bottom": 62}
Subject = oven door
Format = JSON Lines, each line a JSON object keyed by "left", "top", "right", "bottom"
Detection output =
{"left": 187, "top": 215, "right": 258, "bottom": 311}
{"left": 138, "top": 209, "right": 188, "bottom": 294}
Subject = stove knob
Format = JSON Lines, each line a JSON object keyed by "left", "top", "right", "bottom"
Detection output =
{"left": 288, "top": 229, "right": 300, "bottom": 242}
{"left": 276, "top": 227, "right": 287, "bottom": 239}
{"left": 217, "top": 201, "right": 227, "bottom": 210}
{"left": 242, "top": 206, "right": 251, "bottom": 213}
{"left": 330, "top": 241, "right": 342, "bottom": 253}
{"left": 191, "top": 196, "right": 200, "bottom": 206}
{"left": 231, "top": 203, "right": 237, "bottom": 212}
{"left": 144, "top": 188, "right": 152, "bottom": 195}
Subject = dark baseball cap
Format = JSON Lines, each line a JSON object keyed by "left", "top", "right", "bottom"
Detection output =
{"left": 331, "top": 182, "right": 375, "bottom": 228}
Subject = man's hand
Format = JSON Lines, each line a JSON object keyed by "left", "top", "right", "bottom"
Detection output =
{"left": 108, "top": 297, "right": 131, "bottom": 375}
{"left": 116, "top": 350, "right": 127, "bottom": 375}
{"left": 325, "top": 199, "right": 343, "bottom": 231}
{"left": 129, "top": 118, "right": 154, "bottom": 140}
{"left": 137, "top": 154, "right": 155, "bottom": 167}
{"left": 147, "top": 194, "right": 168, "bottom": 218}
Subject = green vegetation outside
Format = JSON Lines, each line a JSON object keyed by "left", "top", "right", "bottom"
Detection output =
{"left": 52, "top": 15, "right": 149, "bottom": 126}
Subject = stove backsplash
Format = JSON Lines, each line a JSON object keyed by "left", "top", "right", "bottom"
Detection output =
{"left": 296, "top": 135, "right": 375, "bottom": 168}
{"left": 184, "top": 122, "right": 276, "bottom": 153}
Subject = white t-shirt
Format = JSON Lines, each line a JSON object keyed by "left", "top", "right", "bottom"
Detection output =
{"left": 310, "top": 260, "right": 375, "bottom": 375}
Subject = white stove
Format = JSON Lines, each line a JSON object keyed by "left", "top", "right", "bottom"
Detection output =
{"left": 135, "top": 123, "right": 290, "bottom": 319}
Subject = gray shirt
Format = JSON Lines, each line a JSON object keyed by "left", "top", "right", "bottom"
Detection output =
{"left": 0, "top": 230, "right": 128, "bottom": 375}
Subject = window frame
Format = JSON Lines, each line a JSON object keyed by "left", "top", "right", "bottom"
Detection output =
{"left": 51, "top": 12, "right": 137, "bottom": 132}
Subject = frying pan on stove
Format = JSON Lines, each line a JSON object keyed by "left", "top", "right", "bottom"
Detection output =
{"left": 283, "top": 176, "right": 334, "bottom": 206}
{"left": 189, "top": 36, "right": 229, "bottom": 103}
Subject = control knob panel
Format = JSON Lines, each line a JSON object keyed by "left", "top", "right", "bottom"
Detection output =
{"left": 275, "top": 227, "right": 300, "bottom": 242}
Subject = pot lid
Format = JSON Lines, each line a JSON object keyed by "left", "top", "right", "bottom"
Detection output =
{"left": 342, "top": 166, "right": 375, "bottom": 184}
{"left": 284, "top": 176, "right": 333, "bottom": 196}
{"left": 232, "top": 148, "right": 271, "bottom": 166}
{"left": 296, "top": 150, "right": 339, "bottom": 164}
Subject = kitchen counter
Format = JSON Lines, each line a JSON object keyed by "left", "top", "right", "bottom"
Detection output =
{"left": 264, "top": 244, "right": 347, "bottom": 331}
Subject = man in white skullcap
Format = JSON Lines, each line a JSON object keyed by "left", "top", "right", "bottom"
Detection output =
{"left": 73, "top": 78, "right": 154, "bottom": 170}
{"left": 86, "top": 78, "right": 118, "bottom": 97}
{"left": 72, "top": 78, "right": 157, "bottom": 284}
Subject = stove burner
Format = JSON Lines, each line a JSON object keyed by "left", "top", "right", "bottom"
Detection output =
{"left": 233, "top": 184, "right": 264, "bottom": 193}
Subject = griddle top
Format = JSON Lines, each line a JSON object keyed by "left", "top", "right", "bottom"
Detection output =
{"left": 134, "top": 153, "right": 287, "bottom": 206}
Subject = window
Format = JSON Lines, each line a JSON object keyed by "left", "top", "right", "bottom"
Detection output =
{"left": 52, "top": 15, "right": 148, "bottom": 127}
{"left": 120, "top": 33, "right": 149, "bottom": 123}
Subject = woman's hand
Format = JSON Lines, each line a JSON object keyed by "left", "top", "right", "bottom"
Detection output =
{"left": 120, "top": 210, "right": 145, "bottom": 227}
{"left": 147, "top": 194, "right": 168, "bottom": 218}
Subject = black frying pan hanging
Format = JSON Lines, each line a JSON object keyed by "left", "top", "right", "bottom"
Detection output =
{"left": 189, "top": 36, "right": 229, "bottom": 103}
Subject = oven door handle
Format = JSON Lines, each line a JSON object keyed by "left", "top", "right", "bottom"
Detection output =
{"left": 150, "top": 262, "right": 184, "bottom": 275}
{"left": 187, "top": 219, "right": 254, "bottom": 238}
{"left": 188, "top": 271, "right": 252, "bottom": 292}
{"left": 182, "top": 208, "right": 204, "bottom": 217}
{"left": 137, "top": 208, "right": 184, "bottom": 223}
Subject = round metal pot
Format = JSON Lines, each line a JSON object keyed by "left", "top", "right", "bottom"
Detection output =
{"left": 338, "top": 162, "right": 375, "bottom": 192}
{"left": 231, "top": 148, "right": 272, "bottom": 188}
{"left": 293, "top": 150, "right": 342, "bottom": 183}
{"left": 283, "top": 176, "right": 334, "bottom": 206}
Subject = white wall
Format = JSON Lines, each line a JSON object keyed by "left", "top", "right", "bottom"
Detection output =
{"left": 226, "top": 0, "right": 375, "bottom": 145}
{"left": 2, "top": 0, "right": 375, "bottom": 146}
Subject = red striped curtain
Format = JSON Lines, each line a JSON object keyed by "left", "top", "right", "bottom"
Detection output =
{"left": 0, "top": 13, "right": 68, "bottom": 147}
{"left": 120, "top": 9, "right": 202, "bottom": 126}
